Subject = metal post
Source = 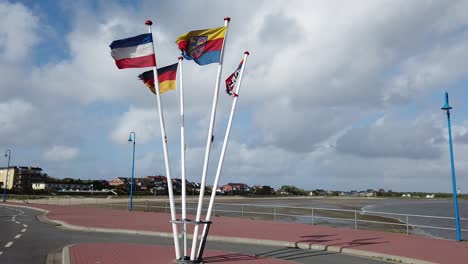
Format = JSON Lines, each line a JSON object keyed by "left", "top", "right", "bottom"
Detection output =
{"left": 311, "top": 208, "right": 314, "bottom": 225}
{"left": 2, "top": 149, "right": 11, "bottom": 202}
{"left": 441, "top": 92, "right": 462, "bottom": 242}
{"left": 406, "top": 215, "right": 409, "bottom": 235}
{"left": 128, "top": 132, "right": 136, "bottom": 211}
{"left": 241, "top": 204, "right": 244, "bottom": 217}
{"left": 354, "top": 211, "right": 357, "bottom": 229}
{"left": 145, "top": 200, "right": 148, "bottom": 211}
{"left": 273, "top": 207, "right": 276, "bottom": 222}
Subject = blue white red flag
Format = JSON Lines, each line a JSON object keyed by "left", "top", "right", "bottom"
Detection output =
{"left": 109, "top": 33, "right": 156, "bottom": 69}
{"left": 225, "top": 60, "right": 243, "bottom": 97}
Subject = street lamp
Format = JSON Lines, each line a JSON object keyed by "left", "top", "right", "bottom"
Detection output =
{"left": 3, "top": 149, "right": 11, "bottom": 202}
{"left": 441, "top": 92, "right": 462, "bottom": 242}
{"left": 128, "top": 132, "right": 136, "bottom": 211}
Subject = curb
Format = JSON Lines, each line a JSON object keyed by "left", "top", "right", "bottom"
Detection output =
{"left": 62, "top": 245, "right": 72, "bottom": 264}
{"left": 4, "top": 204, "right": 437, "bottom": 264}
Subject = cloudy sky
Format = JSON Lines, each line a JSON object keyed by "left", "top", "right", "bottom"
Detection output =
{"left": 1, "top": 0, "right": 468, "bottom": 192}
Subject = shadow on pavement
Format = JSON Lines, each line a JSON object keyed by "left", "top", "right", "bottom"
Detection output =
{"left": 255, "top": 247, "right": 336, "bottom": 261}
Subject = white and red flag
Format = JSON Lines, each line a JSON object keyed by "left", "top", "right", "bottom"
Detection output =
{"left": 109, "top": 33, "right": 156, "bottom": 69}
{"left": 225, "top": 59, "right": 243, "bottom": 97}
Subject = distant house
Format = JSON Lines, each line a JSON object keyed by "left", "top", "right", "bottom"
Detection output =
{"left": 31, "top": 182, "right": 88, "bottom": 191}
{"left": 32, "top": 182, "right": 46, "bottom": 190}
{"left": 358, "top": 190, "right": 375, "bottom": 197}
{"left": 108, "top": 177, "right": 129, "bottom": 187}
{"left": 147, "top": 175, "right": 167, "bottom": 183}
{"left": 223, "top": 183, "right": 251, "bottom": 193}
{"left": 135, "top": 178, "right": 153, "bottom": 191}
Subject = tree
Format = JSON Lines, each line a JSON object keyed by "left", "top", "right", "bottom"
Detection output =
{"left": 254, "top": 185, "right": 274, "bottom": 195}
{"left": 279, "top": 185, "right": 306, "bottom": 195}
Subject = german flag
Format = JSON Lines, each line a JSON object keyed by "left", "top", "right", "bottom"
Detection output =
{"left": 138, "top": 63, "right": 178, "bottom": 94}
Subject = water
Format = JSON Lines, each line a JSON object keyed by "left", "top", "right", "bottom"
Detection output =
{"left": 362, "top": 199, "right": 468, "bottom": 240}
{"left": 215, "top": 197, "right": 468, "bottom": 240}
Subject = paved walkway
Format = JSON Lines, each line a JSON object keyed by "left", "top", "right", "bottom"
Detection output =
{"left": 6, "top": 202, "right": 468, "bottom": 264}
{"left": 67, "top": 243, "right": 297, "bottom": 264}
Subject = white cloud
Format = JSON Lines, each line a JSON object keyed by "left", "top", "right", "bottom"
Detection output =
{"left": 111, "top": 106, "right": 158, "bottom": 144}
{"left": 0, "top": 2, "right": 40, "bottom": 61}
{"left": 0, "top": 99, "right": 34, "bottom": 133}
{"left": 43, "top": 145, "right": 79, "bottom": 161}
{"left": 336, "top": 114, "right": 443, "bottom": 160}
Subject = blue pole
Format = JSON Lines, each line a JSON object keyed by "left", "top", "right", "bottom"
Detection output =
{"left": 3, "top": 149, "right": 11, "bottom": 202}
{"left": 128, "top": 132, "right": 136, "bottom": 211}
{"left": 441, "top": 92, "right": 462, "bottom": 242}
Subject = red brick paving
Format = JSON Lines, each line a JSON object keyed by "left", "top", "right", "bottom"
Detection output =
{"left": 9, "top": 203, "right": 468, "bottom": 264}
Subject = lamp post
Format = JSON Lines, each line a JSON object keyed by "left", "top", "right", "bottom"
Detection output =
{"left": 3, "top": 149, "right": 11, "bottom": 202}
{"left": 128, "top": 132, "right": 136, "bottom": 211}
{"left": 441, "top": 92, "right": 462, "bottom": 242}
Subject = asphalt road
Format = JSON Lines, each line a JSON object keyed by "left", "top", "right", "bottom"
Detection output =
{"left": 0, "top": 205, "right": 389, "bottom": 264}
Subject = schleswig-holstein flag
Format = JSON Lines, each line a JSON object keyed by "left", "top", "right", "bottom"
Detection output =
{"left": 109, "top": 33, "right": 156, "bottom": 69}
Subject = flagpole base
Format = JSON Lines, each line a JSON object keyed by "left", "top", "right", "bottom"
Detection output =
{"left": 174, "top": 257, "right": 204, "bottom": 264}
{"left": 170, "top": 219, "right": 212, "bottom": 262}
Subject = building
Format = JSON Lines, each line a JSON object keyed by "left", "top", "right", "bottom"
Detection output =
{"left": 32, "top": 182, "right": 46, "bottom": 190}
{"left": 135, "top": 178, "right": 154, "bottom": 191}
{"left": 222, "top": 183, "right": 251, "bottom": 193}
{"left": 108, "top": 177, "right": 129, "bottom": 187}
{"left": 0, "top": 166, "right": 46, "bottom": 191}
{"left": 147, "top": 175, "right": 167, "bottom": 183}
{"left": 31, "top": 182, "right": 88, "bottom": 191}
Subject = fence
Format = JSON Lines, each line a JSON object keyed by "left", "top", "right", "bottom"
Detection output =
{"left": 8, "top": 195, "right": 468, "bottom": 240}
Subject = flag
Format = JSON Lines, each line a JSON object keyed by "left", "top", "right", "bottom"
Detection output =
{"left": 138, "top": 63, "right": 178, "bottom": 94}
{"left": 109, "top": 33, "right": 156, "bottom": 69}
{"left": 176, "top": 26, "right": 226, "bottom": 65}
{"left": 225, "top": 60, "right": 244, "bottom": 97}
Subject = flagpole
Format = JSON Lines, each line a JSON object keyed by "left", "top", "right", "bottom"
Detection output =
{"left": 197, "top": 51, "right": 250, "bottom": 258}
{"left": 145, "top": 20, "right": 181, "bottom": 260}
{"left": 177, "top": 56, "right": 188, "bottom": 256}
{"left": 190, "top": 17, "right": 231, "bottom": 261}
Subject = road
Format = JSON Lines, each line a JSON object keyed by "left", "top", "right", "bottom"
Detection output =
{"left": 0, "top": 205, "right": 389, "bottom": 263}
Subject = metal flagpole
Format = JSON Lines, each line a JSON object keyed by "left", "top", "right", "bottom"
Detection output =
{"left": 145, "top": 19, "right": 181, "bottom": 259}
{"left": 197, "top": 52, "right": 250, "bottom": 258}
{"left": 441, "top": 92, "right": 462, "bottom": 242}
{"left": 190, "top": 17, "right": 231, "bottom": 261}
{"left": 177, "top": 56, "right": 188, "bottom": 257}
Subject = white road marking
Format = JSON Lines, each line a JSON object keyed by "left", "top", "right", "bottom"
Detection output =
{"left": 0, "top": 251, "right": 3, "bottom": 255}
{"left": 4, "top": 242, "right": 13, "bottom": 248}
{"left": 14, "top": 234, "right": 21, "bottom": 239}
{"left": 23, "top": 224, "right": 28, "bottom": 227}
{"left": 15, "top": 222, "right": 20, "bottom": 224}
{"left": 21, "top": 229, "right": 26, "bottom": 233}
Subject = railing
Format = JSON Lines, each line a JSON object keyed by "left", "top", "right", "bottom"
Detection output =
{"left": 6, "top": 195, "right": 468, "bottom": 240}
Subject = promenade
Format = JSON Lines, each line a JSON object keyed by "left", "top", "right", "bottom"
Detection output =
{"left": 6, "top": 202, "right": 468, "bottom": 264}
